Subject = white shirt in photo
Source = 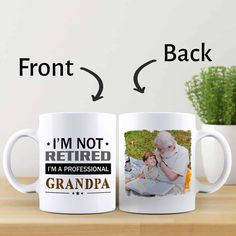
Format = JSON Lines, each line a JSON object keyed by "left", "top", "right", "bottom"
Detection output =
{"left": 157, "top": 144, "right": 189, "bottom": 192}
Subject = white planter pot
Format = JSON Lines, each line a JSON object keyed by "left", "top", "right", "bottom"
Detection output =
{"left": 201, "top": 124, "right": 236, "bottom": 184}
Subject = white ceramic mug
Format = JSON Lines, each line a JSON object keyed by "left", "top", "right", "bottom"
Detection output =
{"left": 119, "top": 112, "right": 232, "bottom": 214}
{"left": 3, "top": 112, "right": 116, "bottom": 214}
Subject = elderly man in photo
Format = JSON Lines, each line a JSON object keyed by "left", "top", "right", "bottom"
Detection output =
{"left": 154, "top": 131, "right": 189, "bottom": 194}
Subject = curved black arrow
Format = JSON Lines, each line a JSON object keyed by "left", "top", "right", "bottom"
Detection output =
{"left": 80, "top": 67, "right": 104, "bottom": 101}
{"left": 133, "top": 59, "right": 157, "bottom": 93}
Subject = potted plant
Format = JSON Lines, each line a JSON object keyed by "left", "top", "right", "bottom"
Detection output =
{"left": 185, "top": 66, "right": 236, "bottom": 184}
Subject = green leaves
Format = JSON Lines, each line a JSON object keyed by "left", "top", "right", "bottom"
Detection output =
{"left": 185, "top": 66, "right": 236, "bottom": 125}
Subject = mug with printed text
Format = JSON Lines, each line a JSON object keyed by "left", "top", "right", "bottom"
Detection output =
{"left": 3, "top": 112, "right": 116, "bottom": 214}
{"left": 119, "top": 112, "right": 232, "bottom": 214}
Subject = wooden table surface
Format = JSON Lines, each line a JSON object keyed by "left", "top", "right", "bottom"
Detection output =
{"left": 0, "top": 177, "right": 236, "bottom": 236}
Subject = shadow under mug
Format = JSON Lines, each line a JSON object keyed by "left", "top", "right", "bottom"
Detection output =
{"left": 119, "top": 112, "right": 232, "bottom": 214}
{"left": 3, "top": 112, "right": 116, "bottom": 214}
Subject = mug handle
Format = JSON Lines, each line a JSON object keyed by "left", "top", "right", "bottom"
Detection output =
{"left": 3, "top": 129, "right": 39, "bottom": 193}
{"left": 196, "top": 130, "right": 232, "bottom": 193}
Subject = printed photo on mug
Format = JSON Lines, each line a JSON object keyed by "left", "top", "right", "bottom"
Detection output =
{"left": 124, "top": 130, "right": 192, "bottom": 197}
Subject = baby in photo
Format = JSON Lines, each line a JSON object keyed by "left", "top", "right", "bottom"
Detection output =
{"left": 125, "top": 151, "right": 159, "bottom": 187}
{"left": 140, "top": 151, "right": 159, "bottom": 181}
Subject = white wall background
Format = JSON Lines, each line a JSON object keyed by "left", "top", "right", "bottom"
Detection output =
{"left": 0, "top": 0, "right": 235, "bottom": 177}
